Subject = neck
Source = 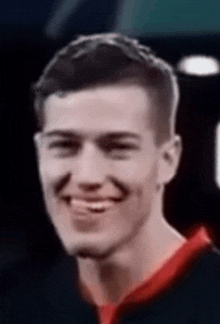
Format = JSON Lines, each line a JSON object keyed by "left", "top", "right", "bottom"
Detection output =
{"left": 76, "top": 193, "right": 186, "bottom": 306}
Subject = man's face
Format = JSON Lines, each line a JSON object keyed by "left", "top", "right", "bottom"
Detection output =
{"left": 34, "top": 83, "right": 179, "bottom": 259}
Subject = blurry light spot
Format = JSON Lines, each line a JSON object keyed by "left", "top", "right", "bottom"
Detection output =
{"left": 178, "top": 55, "right": 220, "bottom": 76}
{"left": 215, "top": 122, "right": 220, "bottom": 189}
{"left": 44, "top": 0, "right": 83, "bottom": 39}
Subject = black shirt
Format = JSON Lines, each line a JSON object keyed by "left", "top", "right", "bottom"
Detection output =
{"left": 1, "top": 227, "right": 220, "bottom": 324}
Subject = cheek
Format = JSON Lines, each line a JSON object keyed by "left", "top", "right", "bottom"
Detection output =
{"left": 134, "top": 163, "right": 159, "bottom": 198}
{"left": 112, "top": 160, "right": 158, "bottom": 207}
{"left": 113, "top": 157, "right": 158, "bottom": 182}
{"left": 39, "top": 158, "right": 68, "bottom": 188}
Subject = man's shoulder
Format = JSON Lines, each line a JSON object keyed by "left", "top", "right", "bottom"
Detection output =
{"left": 0, "top": 253, "right": 97, "bottom": 323}
{"left": 0, "top": 254, "right": 52, "bottom": 296}
{"left": 192, "top": 246, "right": 220, "bottom": 281}
{"left": 173, "top": 246, "right": 220, "bottom": 305}
{"left": 0, "top": 252, "right": 75, "bottom": 295}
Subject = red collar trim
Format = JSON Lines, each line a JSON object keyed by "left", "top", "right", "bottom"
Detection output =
{"left": 98, "top": 226, "right": 213, "bottom": 324}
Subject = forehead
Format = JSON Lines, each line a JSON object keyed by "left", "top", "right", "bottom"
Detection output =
{"left": 43, "top": 83, "right": 155, "bottom": 135}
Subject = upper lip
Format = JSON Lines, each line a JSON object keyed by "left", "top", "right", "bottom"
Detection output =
{"left": 63, "top": 196, "right": 122, "bottom": 202}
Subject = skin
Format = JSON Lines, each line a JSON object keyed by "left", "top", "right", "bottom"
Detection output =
{"left": 34, "top": 82, "right": 186, "bottom": 305}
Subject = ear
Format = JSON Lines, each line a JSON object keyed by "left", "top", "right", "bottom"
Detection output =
{"left": 33, "top": 132, "right": 42, "bottom": 161}
{"left": 157, "top": 135, "right": 182, "bottom": 185}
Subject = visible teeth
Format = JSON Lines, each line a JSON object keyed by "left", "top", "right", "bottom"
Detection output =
{"left": 70, "top": 199, "right": 113, "bottom": 210}
{"left": 89, "top": 202, "right": 107, "bottom": 210}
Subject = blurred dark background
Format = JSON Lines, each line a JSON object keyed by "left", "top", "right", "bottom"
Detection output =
{"left": 2, "top": 0, "right": 220, "bottom": 266}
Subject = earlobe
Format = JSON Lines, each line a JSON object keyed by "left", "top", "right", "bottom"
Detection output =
{"left": 158, "top": 135, "right": 182, "bottom": 185}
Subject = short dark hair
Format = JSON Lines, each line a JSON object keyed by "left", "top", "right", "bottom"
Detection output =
{"left": 32, "top": 33, "right": 179, "bottom": 145}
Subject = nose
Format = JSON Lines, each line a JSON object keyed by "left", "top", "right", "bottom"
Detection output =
{"left": 73, "top": 143, "right": 108, "bottom": 192}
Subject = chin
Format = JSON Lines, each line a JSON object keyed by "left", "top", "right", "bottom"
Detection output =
{"left": 66, "top": 241, "right": 117, "bottom": 260}
{"left": 76, "top": 250, "right": 110, "bottom": 260}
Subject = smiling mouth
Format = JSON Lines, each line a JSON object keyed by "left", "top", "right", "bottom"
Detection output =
{"left": 63, "top": 197, "right": 123, "bottom": 214}
{"left": 71, "top": 198, "right": 114, "bottom": 213}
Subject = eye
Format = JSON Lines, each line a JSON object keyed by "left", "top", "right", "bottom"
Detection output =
{"left": 48, "top": 140, "right": 80, "bottom": 155}
{"left": 49, "top": 141, "right": 63, "bottom": 148}
{"left": 49, "top": 140, "right": 75, "bottom": 148}
{"left": 107, "top": 143, "right": 137, "bottom": 151}
{"left": 106, "top": 143, "right": 138, "bottom": 159}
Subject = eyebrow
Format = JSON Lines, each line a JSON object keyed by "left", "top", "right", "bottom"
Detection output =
{"left": 42, "top": 130, "right": 141, "bottom": 141}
